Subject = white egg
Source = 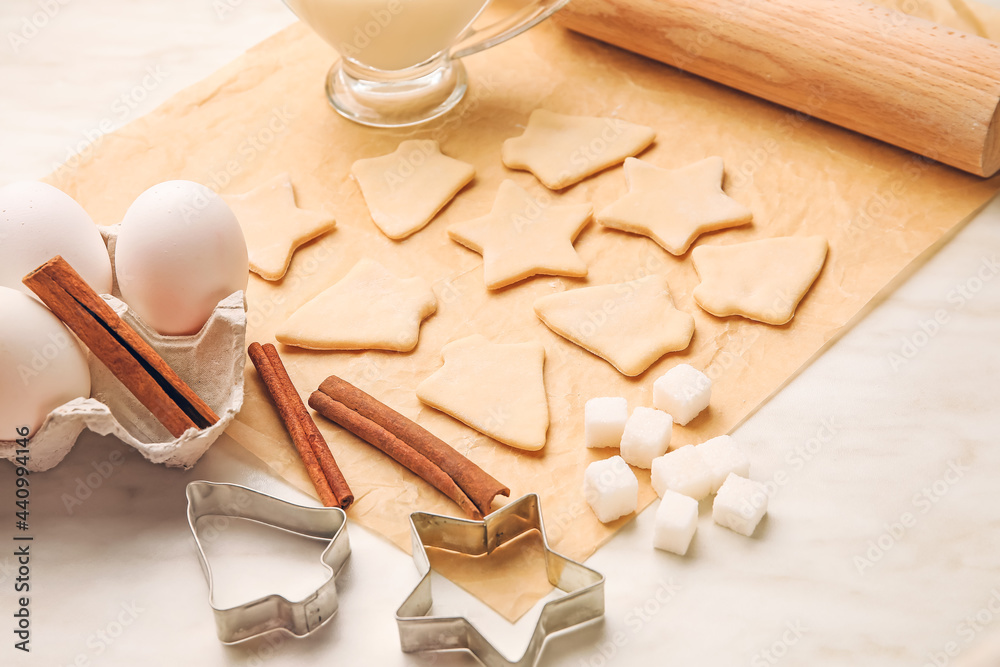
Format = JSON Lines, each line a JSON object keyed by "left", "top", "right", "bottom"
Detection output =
{"left": 0, "top": 287, "right": 92, "bottom": 437}
{"left": 115, "top": 181, "right": 248, "bottom": 336}
{"left": 0, "top": 181, "right": 113, "bottom": 297}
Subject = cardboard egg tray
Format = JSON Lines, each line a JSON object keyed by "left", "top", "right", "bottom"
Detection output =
{"left": 0, "top": 225, "right": 247, "bottom": 472}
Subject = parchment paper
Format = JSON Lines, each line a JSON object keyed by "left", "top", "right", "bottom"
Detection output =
{"left": 48, "top": 2, "right": 1000, "bottom": 621}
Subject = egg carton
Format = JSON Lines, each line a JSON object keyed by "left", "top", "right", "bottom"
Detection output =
{"left": 0, "top": 225, "right": 247, "bottom": 472}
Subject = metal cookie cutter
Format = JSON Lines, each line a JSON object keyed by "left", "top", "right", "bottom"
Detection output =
{"left": 185, "top": 481, "right": 350, "bottom": 643}
{"left": 396, "top": 493, "right": 605, "bottom": 667}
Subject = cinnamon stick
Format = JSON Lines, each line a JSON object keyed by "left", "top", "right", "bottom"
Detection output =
{"left": 309, "top": 392, "right": 481, "bottom": 520}
{"left": 260, "top": 344, "right": 353, "bottom": 509}
{"left": 23, "top": 256, "right": 218, "bottom": 438}
{"left": 301, "top": 417, "right": 354, "bottom": 509}
{"left": 248, "top": 343, "right": 339, "bottom": 508}
{"left": 315, "top": 374, "right": 509, "bottom": 516}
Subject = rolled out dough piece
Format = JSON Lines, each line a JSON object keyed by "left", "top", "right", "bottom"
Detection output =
{"left": 448, "top": 179, "right": 592, "bottom": 290}
{"left": 351, "top": 139, "right": 475, "bottom": 240}
{"left": 276, "top": 258, "right": 437, "bottom": 351}
{"left": 692, "top": 236, "right": 829, "bottom": 325}
{"left": 223, "top": 173, "right": 335, "bottom": 281}
{"left": 597, "top": 157, "right": 753, "bottom": 255}
{"left": 416, "top": 334, "right": 549, "bottom": 451}
{"left": 501, "top": 109, "right": 656, "bottom": 190}
{"left": 534, "top": 275, "right": 695, "bottom": 376}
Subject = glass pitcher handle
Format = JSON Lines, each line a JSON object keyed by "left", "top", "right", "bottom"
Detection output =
{"left": 451, "top": 0, "right": 571, "bottom": 60}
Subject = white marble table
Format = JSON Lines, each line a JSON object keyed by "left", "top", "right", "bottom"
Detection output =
{"left": 2, "top": 1, "right": 1000, "bottom": 665}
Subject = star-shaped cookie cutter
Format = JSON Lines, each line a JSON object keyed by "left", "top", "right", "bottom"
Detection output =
{"left": 185, "top": 481, "right": 350, "bottom": 644}
{"left": 396, "top": 493, "right": 605, "bottom": 667}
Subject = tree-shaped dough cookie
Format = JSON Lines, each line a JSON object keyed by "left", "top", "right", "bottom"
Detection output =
{"left": 352, "top": 140, "right": 475, "bottom": 240}
{"left": 277, "top": 259, "right": 436, "bottom": 351}
{"left": 416, "top": 334, "right": 549, "bottom": 451}
{"left": 692, "top": 236, "right": 828, "bottom": 325}
{"left": 534, "top": 275, "right": 695, "bottom": 376}
{"left": 502, "top": 110, "right": 655, "bottom": 190}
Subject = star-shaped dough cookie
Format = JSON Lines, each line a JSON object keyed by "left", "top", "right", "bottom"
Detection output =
{"left": 597, "top": 157, "right": 752, "bottom": 255}
{"left": 276, "top": 258, "right": 437, "bottom": 351}
{"left": 448, "top": 180, "right": 592, "bottom": 290}
{"left": 351, "top": 140, "right": 475, "bottom": 240}
{"left": 534, "top": 274, "right": 695, "bottom": 376}
{"left": 692, "top": 236, "right": 828, "bottom": 325}
{"left": 502, "top": 110, "right": 656, "bottom": 190}
{"left": 223, "top": 173, "right": 335, "bottom": 281}
{"left": 416, "top": 334, "right": 549, "bottom": 451}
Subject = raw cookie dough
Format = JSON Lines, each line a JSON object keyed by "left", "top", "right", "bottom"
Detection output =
{"left": 448, "top": 179, "right": 592, "bottom": 289}
{"left": 502, "top": 109, "right": 656, "bottom": 190}
{"left": 416, "top": 334, "right": 549, "bottom": 451}
{"left": 597, "top": 157, "right": 752, "bottom": 255}
{"left": 534, "top": 274, "right": 695, "bottom": 376}
{"left": 351, "top": 139, "right": 475, "bottom": 240}
{"left": 223, "top": 173, "right": 335, "bottom": 281}
{"left": 692, "top": 236, "right": 829, "bottom": 325}
{"left": 276, "top": 258, "right": 437, "bottom": 351}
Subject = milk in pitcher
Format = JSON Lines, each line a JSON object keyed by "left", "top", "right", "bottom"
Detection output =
{"left": 286, "top": 0, "right": 489, "bottom": 71}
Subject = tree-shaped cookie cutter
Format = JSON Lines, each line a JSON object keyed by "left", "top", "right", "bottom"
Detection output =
{"left": 396, "top": 493, "right": 605, "bottom": 666}
{"left": 185, "top": 481, "right": 350, "bottom": 643}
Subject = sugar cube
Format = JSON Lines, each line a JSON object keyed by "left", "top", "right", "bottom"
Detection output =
{"left": 583, "top": 455, "right": 638, "bottom": 523}
{"left": 713, "top": 473, "right": 768, "bottom": 536}
{"left": 653, "top": 490, "right": 699, "bottom": 555}
{"left": 620, "top": 407, "right": 672, "bottom": 468}
{"left": 584, "top": 397, "right": 628, "bottom": 448}
{"left": 650, "top": 445, "right": 713, "bottom": 500}
{"left": 697, "top": 435, "right": 751, "bottom": 493}
{"left": 653, "top": 364, "right": 711, "bottom": 426}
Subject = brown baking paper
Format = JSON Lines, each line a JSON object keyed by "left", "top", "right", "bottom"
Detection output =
{"left": 47, "top": 2, "right": 1000, "bottom": 621}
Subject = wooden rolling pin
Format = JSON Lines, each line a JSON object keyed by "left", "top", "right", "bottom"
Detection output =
{"left": 555, "top": 0, "right": 1000, "bottom": 177}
